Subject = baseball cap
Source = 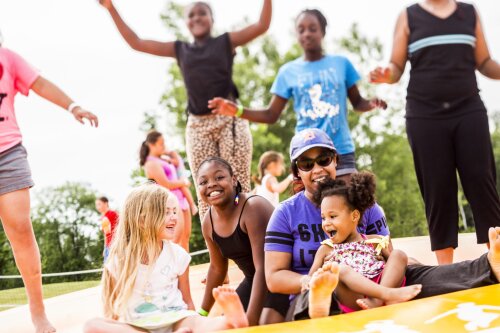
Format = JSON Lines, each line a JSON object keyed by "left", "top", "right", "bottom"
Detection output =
{"left": 289, "top": 128, "right": 336, "bottom": 161}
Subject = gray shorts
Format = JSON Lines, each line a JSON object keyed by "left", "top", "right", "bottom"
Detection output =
{"left": 336, "top": 152, "right": 357, "bottom": 176}
{"left": 0, "top": 143, "right": 34, "bottom": 196}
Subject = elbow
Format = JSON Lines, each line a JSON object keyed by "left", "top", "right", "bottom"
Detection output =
{"left": 265, "top": 273, "right": 279, "bottom": 293}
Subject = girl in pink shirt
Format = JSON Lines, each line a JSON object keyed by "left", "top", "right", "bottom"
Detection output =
{"left": 0, "top": 38, "right": 97, "bottom": 333}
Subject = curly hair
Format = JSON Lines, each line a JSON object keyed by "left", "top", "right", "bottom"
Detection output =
{"left": 313, "top": 171, "right": 376, "bottom": 224}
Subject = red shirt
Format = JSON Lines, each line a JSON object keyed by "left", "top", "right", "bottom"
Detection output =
{"left": 102, "top": 210, "right": 119, "bottom": 247}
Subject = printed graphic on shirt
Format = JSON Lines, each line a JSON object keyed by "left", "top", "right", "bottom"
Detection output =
{"left": 297, "top": 68, "right": 341, "bottom": 122}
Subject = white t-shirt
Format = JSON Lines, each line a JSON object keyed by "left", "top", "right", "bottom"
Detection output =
{"left": 106, "top": 241, "right": 191, "bottom": 322}
{"left": 256, "top": 174, "right": 279, "bottom": 207}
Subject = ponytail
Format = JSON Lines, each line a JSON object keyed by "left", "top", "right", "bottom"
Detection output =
{"left": 139, "top": 130, "right": 163, "bottom": 167}
{"left": 139, "top": 142, "right": 150, "bottom": 166}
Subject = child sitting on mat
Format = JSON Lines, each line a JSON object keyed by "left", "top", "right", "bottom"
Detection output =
{"left": 306, "top": 172, "right": 422, "bottom": 318}
{"left": 84, "top": 184, "right": 248, "bottom": 333}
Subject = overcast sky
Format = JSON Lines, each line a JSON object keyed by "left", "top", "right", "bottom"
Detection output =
{"left": 1, "top": 0, "right": 499, "bottom": 208}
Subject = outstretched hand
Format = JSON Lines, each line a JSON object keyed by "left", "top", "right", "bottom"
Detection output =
{"left": 208, "top": 98, "right": 238, "bottom": 117}
{"left": 369, "top": 67, "right": 392, "bottom": 84}
{"left": 98, "top": 0, "right": 113, "bottom": 10}
{"left": 72, "top": 107, "right": 99, "bottom": 127}
{"left": 369, "top": 98, "right": 388, "bottom": 110}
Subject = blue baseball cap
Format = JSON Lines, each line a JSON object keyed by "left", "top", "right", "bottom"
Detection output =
{"left": 290, "top": 128, "right": 337, "bottom": 161}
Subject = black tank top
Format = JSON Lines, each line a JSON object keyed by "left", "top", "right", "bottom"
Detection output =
{"left": 210, "top": 196, "right": 257, "bottom": 279}
{"left": 406, "top": 2, "right": 484, "bottom": 118}
{"left": 175, "top": 33, "right": 239, "bottom": 116}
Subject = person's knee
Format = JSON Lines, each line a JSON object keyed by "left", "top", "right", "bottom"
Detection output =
{"left": 390, "top": 249, "right": 408, "bottom": 263}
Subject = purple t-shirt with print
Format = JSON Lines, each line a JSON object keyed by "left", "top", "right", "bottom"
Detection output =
{"left": 264, "top": 191, "right": 389, "bottom": 275}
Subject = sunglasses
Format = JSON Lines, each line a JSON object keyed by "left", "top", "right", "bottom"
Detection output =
{"left": 295, "top": 152, "right": 336, "bottom": 172}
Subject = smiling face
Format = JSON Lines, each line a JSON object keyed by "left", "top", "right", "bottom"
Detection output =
{"left": 185, "top": 2, "right": 213, "bottom": 39}
{"left": 320, "top": 195, "right": 360, "bottom": 244}
{"left": 295, "top": 147, "right": 337, "bottom": 198}
{"left": 197, "top": 161, "right": 236, "bottom": 207}
{"left": 295, "top": 12, "right": 324, "bottom": 54}
{"left": 157, "top": 195, "right": 179, "bottom": 242}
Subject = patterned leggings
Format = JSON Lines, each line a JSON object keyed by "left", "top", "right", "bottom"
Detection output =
{"left": 186, "top": 114, "right": 252, "bottom": 219}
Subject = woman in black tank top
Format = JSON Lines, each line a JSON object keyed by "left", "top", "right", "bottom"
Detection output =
{"left": 196, "top": 157, "right": 290, "bottom": 325}
{"left": 98, "top": 0, "right": 272, "bottom": 219}
{"left": 370, "top": 1, "right": 500, "bottom": 265}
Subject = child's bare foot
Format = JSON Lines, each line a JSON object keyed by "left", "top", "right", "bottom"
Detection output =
{"left": 308, "top": 262, "right": 339, "bottom": 319}
{"left": 212, "top": 286, "right": 248, "bottom": 329}
{"left": 487, "top": 227, "right": 500, "bottom": 282}
{"left": 202, "top": 274, "right": 229, "bottom": 285}
{"left": 32, "top": 311, "right": 56, "bottom": 333}
{"left": 382, "top": 284, "right": 422, "bottom": 306}
{"left": 356, "top": 297, "right": 384, "bottom": 310}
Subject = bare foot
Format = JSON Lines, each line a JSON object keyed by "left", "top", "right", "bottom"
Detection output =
{"left": 32, "top": 312, "right": 56, "bottom": 333}
{"left": 173, "top": 328, "right": 192, "bottom": 333}
{"left": 356, "top": 297, "right": 384, "bottom": 310}
{"left": 487, "top": 227, "right": 500, "bottom": 282}
{"left": 308, "top": 262, "right": 339, "bottom": 319}
{"left": 212, "top": 286, "right": 248, "bottom": 329}
{"left": 201, "top": 274, "right": 229, "bottom": 285}
{"left": 382, "top": 284, "right": 422, "bottom": 306}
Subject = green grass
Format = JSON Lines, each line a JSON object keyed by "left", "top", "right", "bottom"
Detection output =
{"left": 0, "top": 280, "right": 100, "bottom": 312}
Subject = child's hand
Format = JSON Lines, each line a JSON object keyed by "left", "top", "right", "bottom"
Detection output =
{"left": 369, "top": 66, "right": 392, "bottom": 83}
{"left": 98, "top": 0, "right": 113, "bottom": 10}
{"left": 71, "top": 107, "right": 99, "bottom": 127}
{"left": 208, "top": 98, "right": 238, "bottom": 117}
{"left": 369, "top": 98, "right": 387, "bottom": 110}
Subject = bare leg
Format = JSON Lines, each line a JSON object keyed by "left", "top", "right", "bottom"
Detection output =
{"left": 259, "top": 308, "right": 285, "bottom": 325}
{"left": 337, "top": 264, "right": 422, "bottom": 307}
{"left": 83, "top": 318, "right": 147, "bottom": 333}
{"left": 182, "top": 209, "right": 192, "bottom": 252}
{"left": 174, "top": 286, "right": 248, "bottom": 332}
{"left": 309, "top": 262, "right": 340, "bottom": 318}
{"left": 487, "top": 227, "right": 500, "bottom": 282}
{"left": 435, "top": 247, "right": 454, "bottom": 265}
{"left": 0, "top": 189, "right": 55, "bottom": 333}
{"left": 357, "top": 250, "right": 408, "bottom": 310}
{"left": 174, "top": 209, "right": 186, "bottom": 251}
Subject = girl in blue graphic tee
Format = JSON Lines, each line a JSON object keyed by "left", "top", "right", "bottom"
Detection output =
{"left": 209, "top": 9, "right": 386, "bottom": 178}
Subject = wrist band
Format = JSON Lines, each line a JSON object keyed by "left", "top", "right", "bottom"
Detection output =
{"left": 235, "top": 104, "right": 244, "bottom": 118}
{"left": 67, "top": 102, "right": 81, "bottom": 114}
{"left": 198, "top": 308, "right": 209, "bottom": 317}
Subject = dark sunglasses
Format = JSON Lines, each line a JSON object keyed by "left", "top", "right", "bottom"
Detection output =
{"left": 295, "top": 152, "right": 336, "bottom": 172}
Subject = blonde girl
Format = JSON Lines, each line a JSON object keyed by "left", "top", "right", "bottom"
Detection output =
{"left": 84, "top": 185, "right": 248, "bottom": 333}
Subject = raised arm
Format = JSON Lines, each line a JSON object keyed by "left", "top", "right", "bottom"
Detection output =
{"left": 31, "top": 76, "right": 98, "bottom": 127}
{"left": 229, "top": 0, "right": 272, "bottom": 48}
{"left": 266, "top": 174, "right": 293, "bottom": 195}
{"left": 99, "top": 0, "right": 175, "bottom": 57}
{"left": 144, "top": 160, "right": 189, "bottom": 190}
{"left": 243, "top": 198, "right": 274, "bottom": 326}
{"left": 208, "top": 95, "right": 288, "bottom": 124}
{"left": 347, "top": 85, "right": 387, "bottom": 112}
{"left": 474, "top": 7, "right": 500, "bottom": 79}
{"left": 370, "top": 10, "right": 409, "bottom": 84}
{"left": 200, "top": 215, "right": 229, "bottom": 313}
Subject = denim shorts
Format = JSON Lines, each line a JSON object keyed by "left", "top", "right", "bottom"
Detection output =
{"left": 0, "top": 143, "right": 34, "bottom": 196}
{"left": 336, "top": 152, "right": 357, "bottom": 176}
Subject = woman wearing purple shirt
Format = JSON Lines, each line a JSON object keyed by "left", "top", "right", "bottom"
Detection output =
{"left": 264, "top": 128, "right": 389, "bottom": 316}
{"left": 264, "top": 128, "right": 500, "bottom": 321}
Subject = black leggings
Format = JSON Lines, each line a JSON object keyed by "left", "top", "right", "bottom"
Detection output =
{"left": 288, "top": 253, "right": 497, "bottom": 320}
{"left": 406, "top": 111, "right": 500, "bottom": 250}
